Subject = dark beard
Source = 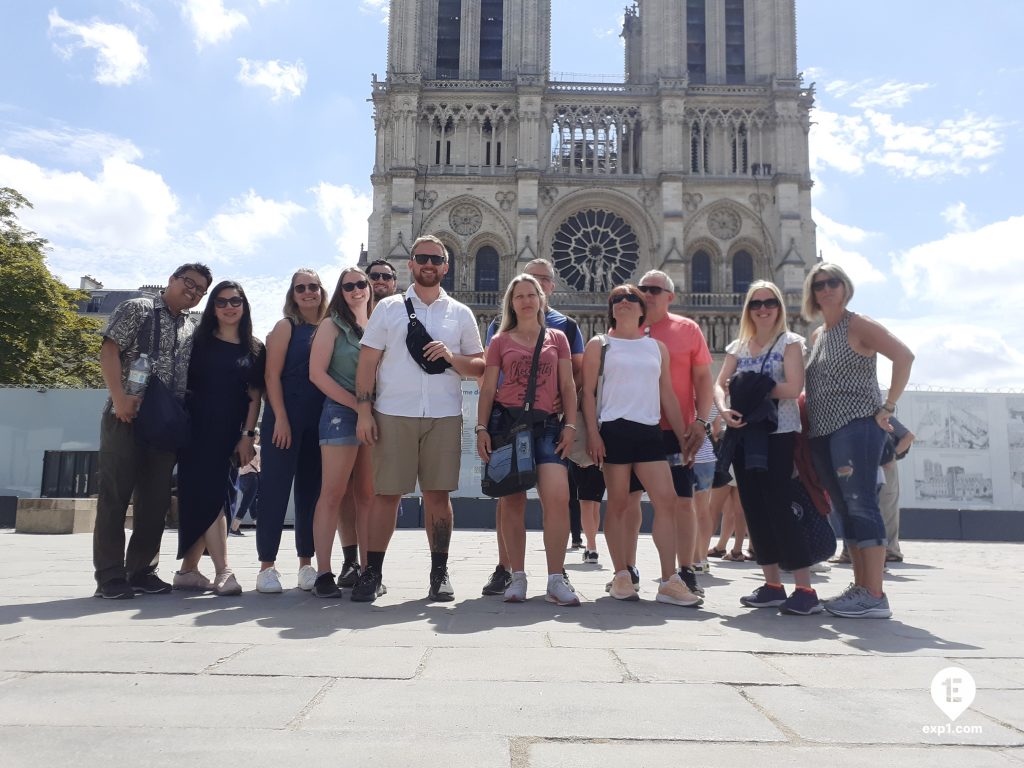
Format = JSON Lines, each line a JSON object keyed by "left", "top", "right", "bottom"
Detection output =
{"left": 414, "top": 270, "right": 441, "bottom": 288}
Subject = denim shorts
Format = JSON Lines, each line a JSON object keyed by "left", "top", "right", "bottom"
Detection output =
{"left": 318, "top": 400, "right": 360, "bottom": 447}
{"left": 693, "top": 461, "right": 716, "bottom": 493}
{"left": 488, "top": 407, "right": 566, "bottom": 467}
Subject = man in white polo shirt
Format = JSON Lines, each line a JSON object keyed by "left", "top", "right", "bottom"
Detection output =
{"left": 353, "top": 235, "right": 484, "bottom": 602}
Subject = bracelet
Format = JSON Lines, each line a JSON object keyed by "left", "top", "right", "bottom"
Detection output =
{"left": 562, "top": 423, "right": 577, "bottom": 431}
{"left": 880, "top": 402, "right": 896, "bottom": 414}
{"left": 695, "top": 417, "right": 709, "bottom": 428}
{"left": 474, "top": 424, "right": 488, "bottom": 433}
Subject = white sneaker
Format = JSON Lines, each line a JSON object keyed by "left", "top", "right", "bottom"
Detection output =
{"left": 545, "top": 573, "right": 581, "bottom": 606}
{"left": 504, "top": 571, "right": 527, "bottom": 602}
{"left": 256, "top": 567, "right": 283, "bottom": 594}
{"left": 809, "top": 561, "right": 832, "bottom": 574}
{"left": 297, "top": 565, "right": 317, "bottom": 591}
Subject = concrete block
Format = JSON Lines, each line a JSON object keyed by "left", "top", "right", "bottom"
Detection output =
{"left": 15, "top": 498, "right": 97, "bottom": 534}
{"left": 419, "top": 646, "right": 623, "bottom": 682}
{"left": 212, "top": 644, "right": 425, "bottom": 679}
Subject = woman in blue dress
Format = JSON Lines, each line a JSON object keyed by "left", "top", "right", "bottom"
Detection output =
{"left": 175, "top": 281, "right": 265, "bottom": 595}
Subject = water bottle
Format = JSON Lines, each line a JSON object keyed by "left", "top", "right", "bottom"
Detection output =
{"left": 125, "top": 353, "right": 152, "bottom": 397}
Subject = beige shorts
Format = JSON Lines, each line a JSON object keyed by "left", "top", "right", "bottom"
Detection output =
{"left": 372, "top": 411, "right": 462, "bottom": 495}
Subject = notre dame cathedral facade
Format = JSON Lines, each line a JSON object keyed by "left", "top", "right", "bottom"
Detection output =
{"left": 364, "top": 0, "right": 816, "bottom": 349}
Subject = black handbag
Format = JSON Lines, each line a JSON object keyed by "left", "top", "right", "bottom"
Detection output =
{"left": 134, "top": 305, "right": 191, "bottom": 452}
{"left": 481, "top": 330, "right": 546, "bottom": 498}
{"left": 404, "top": 297, "right": 452, "bottom": 375}
{"left": 787, "top": 475, "right": 837, "bottom": 567}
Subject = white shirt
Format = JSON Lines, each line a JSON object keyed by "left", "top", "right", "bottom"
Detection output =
{"left": 361, "top": 285, "right": 483, "bottom": 418}
{"left": 598, "top": 336, "right": 662, "bottom": 426}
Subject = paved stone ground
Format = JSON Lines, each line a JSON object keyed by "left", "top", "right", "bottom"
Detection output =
{"left": 0, "top": 529, "right": 1022, "bottom": 766}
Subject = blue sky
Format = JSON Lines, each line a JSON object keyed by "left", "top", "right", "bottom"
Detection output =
{"left": 1, "top": 1, "right": 1022, "bottom": 389}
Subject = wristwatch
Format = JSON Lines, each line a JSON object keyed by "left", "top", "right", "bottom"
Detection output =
{"left": 241, "top": 429, "right": 257, "bottom": 437}
{"left": 474, "top": 424, "right": 488, "bottom": 434}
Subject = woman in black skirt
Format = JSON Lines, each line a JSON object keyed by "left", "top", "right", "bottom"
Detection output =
{"left": 175, "top": 281, "right": 265, "bottom": 595}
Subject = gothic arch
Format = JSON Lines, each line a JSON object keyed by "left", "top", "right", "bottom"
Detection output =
{"left": 466, "top": 231, "right": 510, "bottom": 289}
{"left": 422, "top": 194, "right": 514, "bottom": 252}
{"left": 726, "top": 238, "right": 768, "bottom": 294}
{"left": 685, "top": 237, "right": 722, "bottom": 293}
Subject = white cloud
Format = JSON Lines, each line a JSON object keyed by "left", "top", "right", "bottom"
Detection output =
{"left": 813, "top": 209, "right": 885, "bottom": 287}
{"left": 941, "top": 202, "right": 972, "bottom": 234}
{"left": 200, "top": 190, "right": 305, "bottom": 255}
{"left": 237, "top": 58, "right": 307, "bottom": 101}
{"left": 1, "top": 124, "right": 142, "bottom": 166}
{"left": 810, "top": 109, "right": 870, "bottom": 175}
{"left": 359, "top": 0, "right": 389, "bottom": 22}
{"left": 180, "top": 0, "right": 248, "bottom": 49}
{"left": 0, "top": 153, "right": 177, "bottom": 250}
{"left": 48, "top": 10, "right": 148, "bottom": 86}
{"left": 312, "top": 181, "right": 372, "bottom": 261}
{"left": 892, "top": 215, "right": 1024, "bottom": 312}
{"left": 825, "top": 79, "right": 932, "bottom": 110}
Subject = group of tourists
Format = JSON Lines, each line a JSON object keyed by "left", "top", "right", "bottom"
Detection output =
{"left": 92, "top": 234, "right": 913, "bottom": 619}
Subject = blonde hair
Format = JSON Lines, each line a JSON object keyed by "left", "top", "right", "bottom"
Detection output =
{"left": 737, "top": 280, "right": 788, "bottom": 343}
{"left": 498, "top": 274, "right": 546, "bottom": 333}
{"left": 801, "top": 262, "right": 854, "bottom": 321}
{"left": 283, "top": 268, "right": 328, "bottom": 325}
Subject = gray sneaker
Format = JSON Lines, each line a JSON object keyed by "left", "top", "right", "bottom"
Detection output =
{"left": 825, "top": 587, "right": 892, "bottom": 619}
{"left": 823, "top": 582, "right": 859, "bottom": 606}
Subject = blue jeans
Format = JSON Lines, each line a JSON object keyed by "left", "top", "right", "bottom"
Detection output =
{"left": 488, "top": 407, "right": 566, "bottom": 467}
{"left": 810, "top": 416, "right": 887, "bottom": 548}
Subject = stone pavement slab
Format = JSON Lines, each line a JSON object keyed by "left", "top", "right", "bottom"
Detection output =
{"left": 0, "top": 530, "right": 1021, "bottom": 765}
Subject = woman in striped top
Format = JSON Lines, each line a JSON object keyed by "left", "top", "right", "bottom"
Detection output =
{"left": 802, "top": 263, "right": 914, "bottom": 619}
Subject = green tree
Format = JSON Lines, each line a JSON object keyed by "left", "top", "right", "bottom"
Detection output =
{"left": 0, "top": 187, "right": 103, "bottom": 387}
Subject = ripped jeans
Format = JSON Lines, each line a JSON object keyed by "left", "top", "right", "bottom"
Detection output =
{"left": 810, "top": 416, "right": 887, "bottom": 548}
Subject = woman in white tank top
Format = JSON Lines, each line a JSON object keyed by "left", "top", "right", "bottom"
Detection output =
{"left": 580, "top": 285, "right": 699, "bottom": 607}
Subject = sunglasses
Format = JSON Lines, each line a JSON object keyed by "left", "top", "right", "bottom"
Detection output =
{"left": 637, "top": 285, "right": 666, "bottom": 296}
{"left": 610, "top": 293, "right": 642, "bottom": 305}
{"left": 748, "top": 298, "right": 781, "bottom": 311}
{"left": 413, "top": 254, "right": 446, "bottom": 266}
{"left": 177, "top": 275, "right": 207, "bottom": 296}
{"left": 341, "top": 280, "right": 368, "bottom": 292}
{"left": 213, "top": 296, "right": 244, "bottom": 308}
{"left": 369, "top": 271, "right": 395, "bottom": 281}
{"left": 812, "top": 277, "right": 843, "bottom": 292}
{"left": 293, "top": 282, "right": 321, "bottom": 294}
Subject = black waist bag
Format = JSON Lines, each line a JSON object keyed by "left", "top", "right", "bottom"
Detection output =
{"left": 134, "top": 306, "right": 191, "bottom": 453}
{"left": 404, "top": 298, "right": 452, "bottom": 375}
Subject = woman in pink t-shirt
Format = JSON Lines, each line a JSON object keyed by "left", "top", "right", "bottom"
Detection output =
{"left": 476, "top": 274, "right": 580, "bottom": 606}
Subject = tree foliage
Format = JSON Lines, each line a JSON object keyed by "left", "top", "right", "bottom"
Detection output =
{"left": 0, "top": 187, "right": 103, "bottom": 387}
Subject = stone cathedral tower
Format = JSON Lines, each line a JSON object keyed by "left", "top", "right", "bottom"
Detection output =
{"left": 365, "top": 0, "right": 816, "bottom": 348}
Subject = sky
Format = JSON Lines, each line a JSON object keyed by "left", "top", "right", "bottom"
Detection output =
{"left": 1, "top": 0, "right": 1022, "bottom": 391}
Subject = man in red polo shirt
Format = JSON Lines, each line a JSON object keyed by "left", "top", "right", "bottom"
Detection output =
{"left": 637, "top": 269, "right": 714, "bottom": 599}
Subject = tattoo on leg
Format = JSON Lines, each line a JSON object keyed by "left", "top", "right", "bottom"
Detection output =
{"left": 431, "top": 519, "right": 452, "bottom": 553}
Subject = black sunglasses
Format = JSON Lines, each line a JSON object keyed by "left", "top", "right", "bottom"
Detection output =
{"left": 177, "top": 275, "right": 207, "bottom": 296}
{"left": 341, "top": 280, "right": 369, "bottom": 292}
{"left": 293, "top": 282, "right": 321, "bottom": 294}
{"left": 413, "top": 254, "right": 446, "bottom": 266}
{"left": 637, "top": 285, "right": 666, "bottom": 296}
{"left": 369, "top": 271, "right": 395, "bottom": 281}
{"left": 213, "top": 296, "right": 244, "bottom": 308}
{"left": 748, "top": 298, "right": 781, "bottom": 311}
{"left": 610, "top": 293, "right": 642, "bottom": 305}
{"left": 812, "top": 277, "right": 842, "bottom": 292}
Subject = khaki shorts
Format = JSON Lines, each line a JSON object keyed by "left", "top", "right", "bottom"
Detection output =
{"left": 372, "top": 411, "right": 462, "bottom": 495}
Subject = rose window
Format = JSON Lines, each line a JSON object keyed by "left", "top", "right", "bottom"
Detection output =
{"left": 551, "top": 209, "right": 638, "bottom": 292}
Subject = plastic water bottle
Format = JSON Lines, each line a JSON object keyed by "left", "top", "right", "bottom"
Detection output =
{"left": 125, "top": 353, "right": 152, "bottom": 397}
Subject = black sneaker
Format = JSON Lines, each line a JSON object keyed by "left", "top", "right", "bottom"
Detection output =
{"left": 312, "top": 572, "right": 343, "bottom": 598}
{"left": 428, "top": 567, "right": 455, "bottom": 602}
{"left": 128, "top": 572, "right": 172, "bottom": 594}
{"left": 228, "top": 528, "right": 245, "bottom": 537}
{"left": 337, "top": 561, "right": 360, "bottom": 589}
{"left": 350, "top": 566, "right": 386, "bottom": 603}
{"left": 94, "top": 578, "right": 135, "bottom": 600}
{"left": 481, "top": 565, "right": 512, "bottom": 596}
{"left": 570, "top": 538, "right": 583, "bottom": 550}
{"left": 678, "top": 566, "right": 705, "bottom": 598}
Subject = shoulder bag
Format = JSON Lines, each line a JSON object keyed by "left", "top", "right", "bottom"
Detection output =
{"left": 134, "top": 304, "right": 192, "bottom": 452}
{"left": 404, "top": 297, "right": 452, "bottom": 374}
{"left": 569, "top": 334, "right": 608, "bottom": 468}
{"left": 481, "top": 330, "right": 546, "bottom": 498}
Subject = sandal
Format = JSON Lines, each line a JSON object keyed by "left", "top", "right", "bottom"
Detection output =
{"left": 707, "top": 547, "right": 727, "bottom": 558}
{"left": 722, "top": 550, "right": 745, "bottom": 561}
